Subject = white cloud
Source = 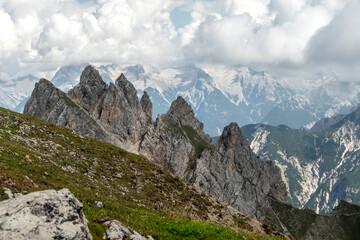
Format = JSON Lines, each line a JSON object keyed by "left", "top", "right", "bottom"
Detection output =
{"left": 0, "top": 0, "right": 359, "bottom": 81}
{"left": 306, "top": 1, "right": 360, "bottom": 64}
{"left": 0, "top": 9, "right": 17, "bottom": 55}
{"left": 0, "top": 0, "right": 179, "bottom": 78}
{"left": 183, "top": 0, "right": 337, "bottom": 66}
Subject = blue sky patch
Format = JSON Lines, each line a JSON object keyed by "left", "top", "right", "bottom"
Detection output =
{"left": 77, "top": 0, "right": 96, "bottom": 3}
{"left": 170, "top": 7, "right": 192, "bottom": 30}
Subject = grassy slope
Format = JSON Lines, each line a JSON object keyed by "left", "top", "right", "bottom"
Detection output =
{"left": 0, "top": 108, "right": 283, "bottom": 240}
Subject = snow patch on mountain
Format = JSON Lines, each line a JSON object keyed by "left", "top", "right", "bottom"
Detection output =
{"left": 276, "top": 150, "right": 320, "bottom": 208}
{"left": 263, "top": 80, "right": 360, "bottom": 129}
{"left": 249, "top": 126, "right": 269, "bottom": 155}
{"left": 0, "top": 75, "right": 38, "bottom": 110}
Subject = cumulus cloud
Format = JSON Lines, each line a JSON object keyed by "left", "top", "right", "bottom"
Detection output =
{"left": 306, "top": 1, "right": 360, "bottom": 64}
{"left": 182, "top": 0, "right": 336, "bottom": 66}
{"left": 0, "top": 0, "right": 180, "bottom": 78}
{"left": 0, "top": 0, "right": 359, "bottom": 80}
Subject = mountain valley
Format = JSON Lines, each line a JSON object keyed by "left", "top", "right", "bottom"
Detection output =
{"left": 243, "top": 104, "right": 360, "bottom": 214}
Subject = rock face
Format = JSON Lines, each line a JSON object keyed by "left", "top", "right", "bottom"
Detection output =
{"left": 23, "top": 78, "right": 110, "bottom": 143}
{"left": 190, "top": 123, "right": 286, "bottom": 219}
{"left": 243, "top": 102, "right": 360, "bottom": 214}
{"left": 166, "top": 96, "right": 211, "bottom": 142}
{"left": 139, "top": 96, "right": 212, "bottom": 178}
{"left": 0, "top": 189, "right": 92, "bottom": 240}
{"left": 140, "top": 91, "right": 152, "bottom": 120}
{"left": 24, "top": 65, "right": 286, "bottom": 223}
{"left": 25, "top": 66, "right": 152, "bottom": 152}
{"left": 68, "top": 65, "right": 107, "bottom": 114}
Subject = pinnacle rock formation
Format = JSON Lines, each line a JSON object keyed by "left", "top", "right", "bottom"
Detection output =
{"left": 24, "top": 65, "right": 286, "bottom": 223}
{"left": 166, "top": 96, "right": 211, "bottom": 142}
{"left": 189, "top": 122, "right": 286, "bottom": 219}
{"left": 140, "top": 91, "right": 152, "bottom": 120}
{"left": 26, "top": 65, "right": 153, "bottom": 152}
{"left": 24, "top": 78, "right": 109, "bottom": 143}
{"left": 68, "top": 65, "right": 107, "bottom": 114}
{"left": 138, "top": 95, "right": 211, "bottom": 177}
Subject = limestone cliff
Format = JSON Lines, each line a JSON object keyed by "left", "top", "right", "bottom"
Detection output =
{"left": 24, "top": 65, "right": 286, "bottom": 224}
{"left": 23, "top": 78, "right": 110, "bottom": 143}
{"left": 189, "top": 122, "right": 286, "bottom": 219}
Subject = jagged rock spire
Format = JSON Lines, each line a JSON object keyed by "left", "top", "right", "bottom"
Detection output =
{"left": 68, "top": 65, "right": 106, "bottom": 113}
{"left": 115, "top": 73, "right": 139, "bottom": 109}
{"left": 166, "top": 96, "right": 211, "bottom": 142}
{"left": 140, "top": 91, "right": 152, "bottom": 118}
{"left": 189, "top": 121, "right": 287, "bottom": 219}
{"left": 79, "top": 65, "right": 106, "bottom": 87}
{"left": 24, "top": 79, "right": 63, "bottom": 119}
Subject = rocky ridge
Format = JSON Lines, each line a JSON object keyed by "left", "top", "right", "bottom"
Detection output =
{"left": 0, "top": 106, "right": 284, "bottom": 239}
{"left": 191, "top": 123, "right": 286, "bottom": 219}
{"left": 24, "top": 65, "right": 286, "bottom": 224}
{"left": 265, "top": 197, "right": 360, "bottom": 240}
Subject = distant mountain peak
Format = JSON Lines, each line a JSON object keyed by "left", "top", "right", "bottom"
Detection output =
{"left": 167, "top": 96, "right": 196, "bottom": 124}
{"left": 115, "top": 73, "right": 128, "bottom": 84}
{"left": 79, "top": 65, "right": 105, "bottom": 86}
{"left": 216, "top": 122, "right": 242, "bottom": 148}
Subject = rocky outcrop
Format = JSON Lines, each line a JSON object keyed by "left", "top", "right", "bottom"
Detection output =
{"left": 0, "top": 189, "right": 92, "bottom": 240}
{"left": 23, "top": 78, "right": 110, "bottom": 143}
{"left": 139, "top": 114, "right": 197, "bottom": 177}
{"left": 140, "top": 91, "right": 152, "bottom": 120}
{"left": 138, "top": 96, "right": 212, "bottom": 177}
{"left": 103, "top": 220, "right": 154, "bottom": 240}
{"left": 189, "top": 123, "right": 286, "bottom": 219}
{"left": 25, "top": 66, "right": 152, "bottom": 152}
{"left": 24, "top": 65, "right": 286, "bottom": 225}
{"left": 166, "top": 96, "right": 211, "bottom": 142}
{"left": 68, "top": 65, "right": 107, "bottom": 115}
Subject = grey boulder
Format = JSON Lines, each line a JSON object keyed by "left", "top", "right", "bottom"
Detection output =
{"left": 0, "top": 189, "right": 92, "bottom": 240}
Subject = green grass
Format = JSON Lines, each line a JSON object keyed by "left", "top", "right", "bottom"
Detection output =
{"left": 0, "top": 108, "right": 284, "bottom": 240}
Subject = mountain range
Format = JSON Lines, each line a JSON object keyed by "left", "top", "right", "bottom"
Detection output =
{"left": 243, "top": 103, "right": 360, "bottom": 214}
{"left": 0, "top": 74, "right": 38, "bottom": 112}
{"left": 50, "top": 63, "right": 297, "bottom": 136}
{"left": 262, "top": 80, "right": 360, "bottom": 129}
{"left": 3, "top": 63, "right": 360, "bottom": 136}
{"left": 23, "top": 65, "right": 287, "bottom": 222}
{"left": 18, "top": 65, "right": 360, "bottom": 239}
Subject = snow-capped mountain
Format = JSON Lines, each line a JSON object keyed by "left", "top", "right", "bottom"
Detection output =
{"left": 52, "top": 63, "right": 89, "bottom": 92}
{"left": 206, "top": 66, "right": 295, "bottom": 123}
{"left": 242, "top": 104, "right": 360, "bottom": 214}
{"left": 96, "top": 64, "right": 295, "bottom": 135}
{"left": 5, "top": 63, "right": 358, "bottom": 136}
{"left": 262, "top": 80, "right": 360, "bottom": 129}
{"left": 0, "top": 75, "right": 38, "bottom": 111}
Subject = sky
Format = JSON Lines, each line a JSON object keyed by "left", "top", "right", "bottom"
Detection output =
{"left": 0, "top": 0, "right": 359, "bottom": 81}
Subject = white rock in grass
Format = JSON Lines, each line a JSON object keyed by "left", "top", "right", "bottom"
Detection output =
{"left": 0, "top": 188, "right": 92, "bottom": 240}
